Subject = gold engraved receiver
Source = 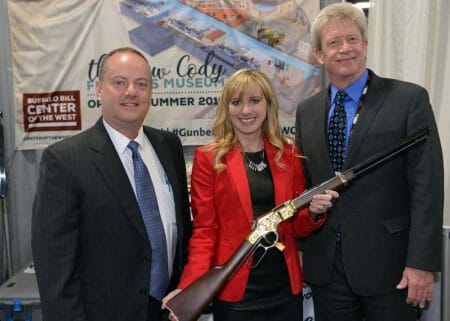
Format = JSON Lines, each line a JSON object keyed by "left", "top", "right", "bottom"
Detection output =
{"left": 247, "top": 201, "right": 296, "bottom": 245}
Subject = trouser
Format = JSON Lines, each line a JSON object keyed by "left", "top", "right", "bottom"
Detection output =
{"left": 310, "top": 242, "right": 418, "bottom": 321}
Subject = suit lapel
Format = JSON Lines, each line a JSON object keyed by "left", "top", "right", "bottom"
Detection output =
{"left": 345, "top": 72, "right": 386, "bottom": 167}
{"left": 89, "top": 120, "right": 148, "bottom": 240}
{"left": 318, "top": 91, "right": 332, "bottom": 169}
{"left": 311, "top": 90, "right": 335, "bottom": 176}
{"left": 265, "top": 140, "right": 287, "bottom": 206}
{"left": 143, "top": 127, "right": 177, "bottom": 192}
{"left": 225, "top": 146, "right": 254, "bottom": 224}
{"left": 143, "top": 127, "right": 184, "bottom": 232}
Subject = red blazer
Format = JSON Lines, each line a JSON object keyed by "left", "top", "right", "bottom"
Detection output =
{"left": 178, "top": 139, "right": 325, "bottom": 302}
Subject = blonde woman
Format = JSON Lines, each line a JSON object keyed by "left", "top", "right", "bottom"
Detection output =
{"left": 164, "top": 69, "right": 337, "bottom": 321}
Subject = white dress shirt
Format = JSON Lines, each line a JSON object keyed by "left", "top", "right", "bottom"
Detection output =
{"left": 103, "top": 119, "right": 177, "bottom": 278}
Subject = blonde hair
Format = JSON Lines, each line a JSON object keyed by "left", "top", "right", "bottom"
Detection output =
{"left": 207, "top": 68, "right": 290, "bottom": 172}
{"left": 312, "top": 3, "right": 367, "bottom": 50}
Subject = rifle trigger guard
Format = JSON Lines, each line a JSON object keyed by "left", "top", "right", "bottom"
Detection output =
{"left": 262, "top": 232, "right": 285, "bottom": 252}
{"left": 262, "top": 231, "right": 279, "bottom": 248}
{"left": 251, "top": 231, "right": 280, "bottom": 268}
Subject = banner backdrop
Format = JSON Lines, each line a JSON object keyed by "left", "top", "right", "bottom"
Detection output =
{"left": 8, "top": 0, "right": 320, "bottom": 149}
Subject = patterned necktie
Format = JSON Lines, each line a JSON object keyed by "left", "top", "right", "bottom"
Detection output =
{"left": 128, "top": 141, "right": 169, "bottom": 301}
{"left": 328, "top": 90, "right": 347, "bottom": 172}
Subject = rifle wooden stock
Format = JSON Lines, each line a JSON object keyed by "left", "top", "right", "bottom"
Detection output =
{"left": 166, "top": 127, "right": 430, "bottom": 321}
{"left": 166, "top": 240, "right": 258, "bottom": 321}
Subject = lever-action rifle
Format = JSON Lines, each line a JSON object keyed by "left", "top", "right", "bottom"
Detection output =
{"left": 166, "top": 127, "right": 430, "bottom": 321}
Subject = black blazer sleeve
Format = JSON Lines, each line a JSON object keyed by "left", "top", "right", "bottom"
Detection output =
{"left": 32, "top": 144, "right": 87, "bottom": 321}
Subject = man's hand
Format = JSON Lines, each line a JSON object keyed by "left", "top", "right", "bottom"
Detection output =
{"left": 396, "top": 267, "right": 434, "bottom": 308}
{"left": 308, "top": 190, "right": 339, "bottom": 217}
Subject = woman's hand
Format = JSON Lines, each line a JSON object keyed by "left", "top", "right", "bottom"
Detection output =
{"left": 161, "top": 289, "right": 182, "bottom": 321}
{"left": 308, "top": 190, "right": 339, "bottom": 219}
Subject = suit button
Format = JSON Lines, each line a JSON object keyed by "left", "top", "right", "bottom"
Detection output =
{"left": 140, "top": 288, "right": 148, "bottom": 296}
{"left": 143, "top": 255, "right": 150, "bottom": 263}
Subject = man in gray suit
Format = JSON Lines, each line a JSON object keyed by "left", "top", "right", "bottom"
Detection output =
{"left": 295, "top": 3, "right": 443, "bottom": 321}
{"left": 32, "top": 47, "right": 191, "bottom": 321}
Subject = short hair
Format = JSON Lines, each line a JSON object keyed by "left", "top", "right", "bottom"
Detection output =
{"left": 208, "top": 68, "right": 290, "bottom": 171}
{"left": 98, "top": 47, "right": 150, "bottom": 81}
{"left": 312, "top": 3, "right": 367, "bottom": 50}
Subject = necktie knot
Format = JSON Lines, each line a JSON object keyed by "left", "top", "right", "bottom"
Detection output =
{"left": 128, "top": 140, "right": 140, "bottom": 156}
{"left": 335, "top": 90, "right": 346, "bottom": 104}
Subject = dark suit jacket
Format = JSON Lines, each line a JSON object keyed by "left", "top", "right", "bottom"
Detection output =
{"left": 31, "top": 118, "right": 192, "bottom": 321}
{"left": 177, "top": 139, "right": 325, "bottom": 302}
{"left": 295, "top": 70, "right": 443, "bottom": 296}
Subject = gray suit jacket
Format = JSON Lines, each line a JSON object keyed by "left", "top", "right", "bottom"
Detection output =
{"left": 295, "top": 70, "right": 443, "bottom": 296}
{"left": 32, "top": 118, "right": 192, "bottom": 321}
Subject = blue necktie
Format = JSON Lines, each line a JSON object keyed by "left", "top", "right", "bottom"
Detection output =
{"left": 128, "top": 141, "right": 169, "bottom": 301}
{"left": 328, "top": 91, "right": 347, "bottom": 172}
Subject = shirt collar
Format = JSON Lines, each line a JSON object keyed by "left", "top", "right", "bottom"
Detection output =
{"left": 330, "top": 69, "right": 369, "bottom": 104}
{"left": 103, "top": 119, "right": 145, "bottom": 154}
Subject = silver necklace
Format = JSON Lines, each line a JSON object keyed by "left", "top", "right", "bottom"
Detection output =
{"left": 243, "top": 150, "right": 267, "bottom": 172}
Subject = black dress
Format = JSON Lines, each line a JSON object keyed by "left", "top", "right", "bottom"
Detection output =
{"left": 213, "top": 150, "right": 302, "bottom": 321}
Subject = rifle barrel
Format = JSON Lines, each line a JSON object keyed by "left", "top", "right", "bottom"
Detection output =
{"left": 351, "top": 127, "right": 430, "bottom": 177}
{"left": 290, "top": 127, "right": 430, "bottom": 211}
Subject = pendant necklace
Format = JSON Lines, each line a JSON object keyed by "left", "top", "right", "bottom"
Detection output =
{"left": 243, "top": 150, "right": 267, "bottom": 172}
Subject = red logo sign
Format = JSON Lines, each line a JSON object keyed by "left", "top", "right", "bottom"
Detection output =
{"left": 23, "top": 91, "right": 81, "bottom": 132}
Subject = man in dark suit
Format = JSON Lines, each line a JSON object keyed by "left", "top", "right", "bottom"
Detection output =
{"left": 32, "top": 47, "right": 192, "bottom": 321}
{"left": 295, "top": 3, "right": 443, "bottom": 321}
